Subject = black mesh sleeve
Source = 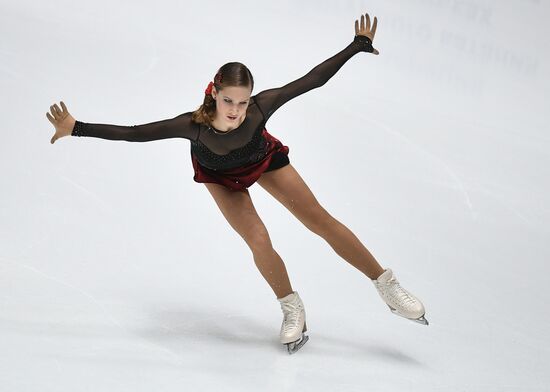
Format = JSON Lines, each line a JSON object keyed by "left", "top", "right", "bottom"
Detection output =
{"left": 253, "top": 35, "right": 374, "bottom": 122}
{"left": 71, "top": 111, "right": 199, "bottom": 142}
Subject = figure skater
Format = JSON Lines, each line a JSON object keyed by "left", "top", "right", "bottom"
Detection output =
{"left": 47, "top": 12, "right": 428, "bottom": 355}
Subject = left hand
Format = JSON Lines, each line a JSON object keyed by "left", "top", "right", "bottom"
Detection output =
{"left": 355, "top": 12, "right": 379, "bottom": 55}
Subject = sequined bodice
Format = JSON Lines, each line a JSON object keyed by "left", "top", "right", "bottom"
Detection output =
{"left": 190, "top": 126, "right": 268, "bottom": 170}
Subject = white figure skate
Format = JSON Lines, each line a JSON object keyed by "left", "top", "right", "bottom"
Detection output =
{"left": 372, "top": 268, "right": 429, "bottom": 325}
{"left": 277, "top": 291, "right": 309, "bottom": 354}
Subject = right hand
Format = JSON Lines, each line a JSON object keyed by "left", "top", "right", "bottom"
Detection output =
{"left": 46, "top": 101, "right": 76, "bottom": 144}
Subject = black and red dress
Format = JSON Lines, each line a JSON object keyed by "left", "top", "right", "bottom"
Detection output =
{"left": 71, "top": 35, "right": 374, "bottom": 192}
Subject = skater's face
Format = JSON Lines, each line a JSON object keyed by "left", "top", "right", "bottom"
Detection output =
{"left": 212, "top": 85, "right": 252, "bottom": 127}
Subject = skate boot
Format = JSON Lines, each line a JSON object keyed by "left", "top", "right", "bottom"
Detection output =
{"left": 277, "top": 291, "right": 309, "bottom": 354}
{"left": 372, "top": 268, "right": 429, "bottom": 325}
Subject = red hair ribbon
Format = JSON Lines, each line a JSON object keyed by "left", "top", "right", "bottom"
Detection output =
{"left": 205, "top": 72, "right": 223, "bottom": 96}
{"left": 204, "top": 81, "right": 214, "bottom": 96}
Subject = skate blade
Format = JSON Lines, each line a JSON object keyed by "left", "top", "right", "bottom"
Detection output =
{"left": 387, "top": 305, "right": 429, "bottom": 325}
{"left": 413, "top": 315, "right": 429, "bottom": 325}
{"left": 285, "top": 333, "right": 309, "bottom": 354}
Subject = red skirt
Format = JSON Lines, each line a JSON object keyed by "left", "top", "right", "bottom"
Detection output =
{"left": 191, "top": 128, "right": 290, "bottom": 192}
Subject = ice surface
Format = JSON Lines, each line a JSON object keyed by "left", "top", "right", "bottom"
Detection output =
{"left": 1, "top": 0, "right": 549, "bottom": 391}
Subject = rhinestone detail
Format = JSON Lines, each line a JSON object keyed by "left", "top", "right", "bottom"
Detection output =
{"left": 191, "top": 128, "right": 268, "bottom": 171}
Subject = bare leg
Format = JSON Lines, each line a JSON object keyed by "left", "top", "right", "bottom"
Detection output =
{"left": 249, "top": 242, "right": 294, "bottom": 299}
{"left": 316, "top": 216, "right": 385, "bottom": 280}
{"left": 257, "top": 164, "right": 385, "bottom": 280}
{"left": 204, "top": 183, "right": 294, "bottom": 299}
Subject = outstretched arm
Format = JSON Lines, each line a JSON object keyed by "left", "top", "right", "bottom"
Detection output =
{"left": 254, "top": 12, "right": 379, "bottom": 122}
{"left": 47, "top": 101, "right": 199, "bottom": 144}
{"left": 70, "top": 112, "right": 199, "bottom": 142}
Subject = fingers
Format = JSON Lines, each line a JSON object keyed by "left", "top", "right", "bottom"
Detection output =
{"left": 46, "top": 111, "right": 55, "bottom": 124}
{"left": 49, "top": 105, "right": 58, "bottom": 120}
{"left": 48, "top": 102, "right": 66, "bottom": 121}
{"left": 356, "top": 12, "right": 377, "bottom": 36}
{"left": 60, "top": 101, "right": 67, "bottom": 112}
{"left": 50, "top": 105, "right": 59, "bottom": 119}
{"left": 47, "top": 111, "right": 57, "bottom": 144}
{"left": 53, "top": 103, "right": 62, "bottom": 116}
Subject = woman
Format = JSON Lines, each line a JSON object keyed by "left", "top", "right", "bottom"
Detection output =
{"left": 47, "top": 12, "right": 428, "bottom": 355}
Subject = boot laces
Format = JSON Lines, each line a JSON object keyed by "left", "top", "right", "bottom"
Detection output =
{"left": 281, "top": 302, "right": 302, "bottom": 331}
{"left": 385, "top": 276, "right": 416, "bottom": 307}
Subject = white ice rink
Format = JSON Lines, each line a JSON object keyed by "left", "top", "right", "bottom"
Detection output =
{"left": 1, "top": 0, "right": 549, "bottom": 390}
